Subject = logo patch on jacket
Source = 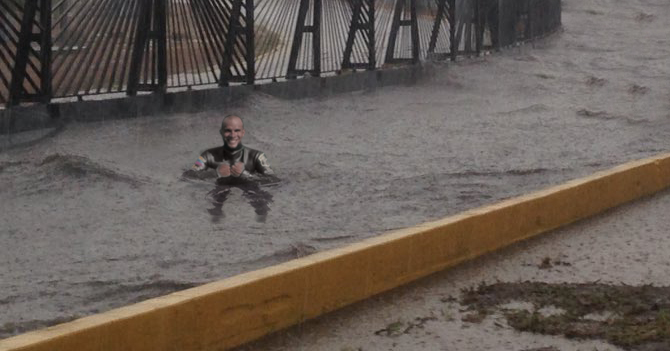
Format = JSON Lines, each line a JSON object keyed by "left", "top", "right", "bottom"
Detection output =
{"left": 258, "top": 153, "right": 270, "bottom": 168}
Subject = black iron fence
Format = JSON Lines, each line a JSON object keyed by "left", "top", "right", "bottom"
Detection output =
{"left": 0, "top": 0, "right": 561, "bottom": 107}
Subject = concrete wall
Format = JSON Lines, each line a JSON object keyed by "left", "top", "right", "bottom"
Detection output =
{"left": 2, "top": 152, "right": 669, "bottom": 351}
{"left": 0, "top": 64, "right": 429, "bottom": 134}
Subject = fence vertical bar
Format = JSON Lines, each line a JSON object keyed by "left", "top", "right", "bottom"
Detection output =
{"left": 428, "top": 0, "right": 447, "bottom": 57}
{"left": 491, "top": 0, "right": 500, "bottom": 48}
{"left": 39, "top": 0, "right": 52, "bottom": 103}
{"left": 342, "top": 0, "right": 374, "bottom": 70}
{"left": 386, "top": 0, "right": 419, "bottom": 64}
{"left": 288, "top": 0, "right": 322, "bottom": 78}
{"left": 313, "top": 0, "right": 321, "bottom": 76}
{"left": 342, "top": 0, "right": 361, "bottom": 69}
{"left": 475, "top": 0, "right": 481, "bottom": 55}
{"left": 449, "top": 0, "right": 456, "bottom": 61}
{"left": 155, "top": 0, "right": 167, "bottom": 92}
{"left": 528, "top": 0, "right": 535, "bottom": 46}
{"left": 245, "top": 0, "right": 255, "bottom": 85}
{"left": 385, "top": 0, "right": 403, "bottom": 64}
{"left": 368, "top": 0, "right": 375, "bottom": 69}
{"left": 496, "top": 0, "right": 503, "bottom": 49}
{"left": 127, "top": 0, "right": 152, "bottom": 96}
{"left": 219, "top": 0, "right": 242, "bottom": 86}
{"left": 287, "top": 0, "right": 310, "bottom": 79}
{"left": 8, "top": 0, "right": 39, "bottom": 105}
{"left": 410, "top": 0, "right": 419, "bottom": 63}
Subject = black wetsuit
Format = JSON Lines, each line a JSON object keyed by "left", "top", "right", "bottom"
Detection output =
{"left": 191, "top": 144, "right": 276, "bottom": 221}
{"left": 192, "top": 144, "right": 275, "bottom": 180}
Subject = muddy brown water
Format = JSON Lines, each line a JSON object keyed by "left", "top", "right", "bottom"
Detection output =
{"left": 2, "top": 0, "right": 670, "bottom": 340}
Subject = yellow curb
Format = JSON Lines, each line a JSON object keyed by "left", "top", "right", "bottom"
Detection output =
{"left": 2, "top": 153, "right": 670, "bottom": 351}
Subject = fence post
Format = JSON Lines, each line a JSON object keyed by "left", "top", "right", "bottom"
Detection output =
{"left": 496, "top": 0, "right": 503, "bottom": 49}
{"left": 287, "top": 0, "right": 322, "bottom": 79}
{"left": 368, "top": 0, "right": 376, "bottom": 69}
{"left": 40, "top": 0, "right": 52, "bottom": 103}
{"left": 385, "top": 0, "right": 403, "bottom": 64}
{"left": 487, "top": 0, "right": 500, "bottom": 51}
{"left": 428, "top": 0, "right": 448, "bottom": 59}
{"left": 342, "top": 0, "right": 375, "bottom": 70}
{"left": 475, "top": 0, "right": 482, "bottom": 55}
{"left": 127, "top": 0, "right": 150, "bottom": 96}
{"left": 219, "top": 0, "right": 242, "bottom": 86}
{"left": 219, "top": 0, "right": 254, "bottom": 86}
{"left": 8, "top": 0, "right": 52, "bottom": 105}
{"left": 127, "top": 0, "right": 167, "bottom": 96}
{"left": 155, "top": 0, "right": 167, "bottom": 91}
{"left": 313, "top": 0, "right": 321, "bottom": 75}
{"left": 245, "top": 0, "right": 255, "bottom": 85}
{"left": 449, "top": 0, "right": 457, "bottom": 61}
{"left": 385, "top": 0, "right": 420, "bottom": 64}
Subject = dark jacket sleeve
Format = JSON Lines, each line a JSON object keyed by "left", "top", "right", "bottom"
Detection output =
{"left": 253, "top": 152, "right": 274, "bottom": 175}
{"left": 191, "top": 150, "right": 217, "bottom": 171}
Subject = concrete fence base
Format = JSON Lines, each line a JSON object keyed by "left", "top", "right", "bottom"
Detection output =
{"left": 0, "top": 64, "right": 429, "bottom": 134}
{"left": 1, "top": 153, "right": 669, "bottom": 351}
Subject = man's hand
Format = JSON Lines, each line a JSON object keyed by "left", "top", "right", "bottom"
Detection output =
{"left": 231, "top": 162, "right": 245, "bottom": 177}
{"left": 217, "top": 163, "right": 231, "bottom": 178}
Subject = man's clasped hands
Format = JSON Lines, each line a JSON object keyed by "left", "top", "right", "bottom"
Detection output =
{"left": 218, "top": 162, "right": 245, "bottom": 178}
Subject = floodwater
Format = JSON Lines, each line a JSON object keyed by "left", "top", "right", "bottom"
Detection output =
{"left": 1, "top": 0, "right": 670, "bottom": 341}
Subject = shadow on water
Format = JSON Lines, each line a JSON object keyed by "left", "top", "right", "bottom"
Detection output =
{"left": 182, "top": 169, "right": 277, "bottom": 223}
{"left": 206, "top": 181, "right": 274, "bottom": 223}
{"left": 0, "top": 125, "right": 65, "bottom": 151}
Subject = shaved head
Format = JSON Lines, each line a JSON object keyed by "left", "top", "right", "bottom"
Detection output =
{"left": 220, "top": 114, "right": 245, "bottom": 148}
{"left": 221, "top": 114, "right": 243, "bottom": 130}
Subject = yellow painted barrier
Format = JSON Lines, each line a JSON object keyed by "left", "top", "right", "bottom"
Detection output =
{"left": 2, "top": 153, "right": 670, "bottom": 351}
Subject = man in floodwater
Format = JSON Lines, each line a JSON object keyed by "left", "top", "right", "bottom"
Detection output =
{"left": 188, "top": 114, "right": 277, "bottom": 222}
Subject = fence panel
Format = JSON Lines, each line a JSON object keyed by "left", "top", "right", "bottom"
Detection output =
{"left": 0, "top": 0, "right": 562, "bottom": 107}
{"left": 50, "top": 0, "right": 139, "bottom": 99}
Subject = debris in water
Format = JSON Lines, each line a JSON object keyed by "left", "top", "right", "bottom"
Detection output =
{"left": 461, "top": 282, "right": 670, "bottom": 351}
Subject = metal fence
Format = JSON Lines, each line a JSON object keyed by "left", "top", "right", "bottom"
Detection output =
{"left": 0, "top": 0, "right": 561, "bottom": 107}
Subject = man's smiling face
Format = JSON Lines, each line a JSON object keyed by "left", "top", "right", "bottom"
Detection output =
{"left": 220, "top": 116, "right": 245, "bottom": 148}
